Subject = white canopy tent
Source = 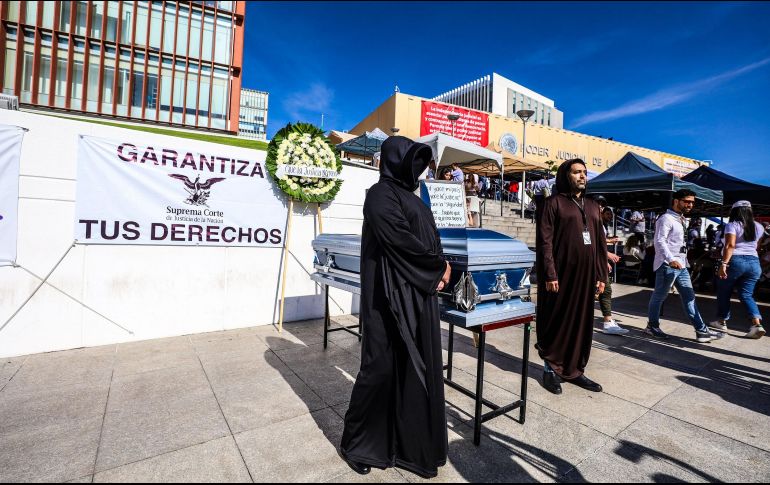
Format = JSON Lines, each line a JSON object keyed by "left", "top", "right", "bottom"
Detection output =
{"left": 416, "top": 133, "right": 505, "bottom": 215}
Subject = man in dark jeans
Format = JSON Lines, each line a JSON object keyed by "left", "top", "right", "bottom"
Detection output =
{"left": 646, "top": 190, "right": 725, "bottom": 343}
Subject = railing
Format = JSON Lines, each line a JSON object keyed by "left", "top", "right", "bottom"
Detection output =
{"left": 0, "top": 94, "right": 19, "bottom": 111}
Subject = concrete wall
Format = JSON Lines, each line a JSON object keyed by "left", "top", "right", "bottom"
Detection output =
{"left": 0, "top": 110, "right": 380, "bottom": 358}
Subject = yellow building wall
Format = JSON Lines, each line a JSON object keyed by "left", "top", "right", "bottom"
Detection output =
{"left": 350, "top": 93, "right": 702, "bottom": 173}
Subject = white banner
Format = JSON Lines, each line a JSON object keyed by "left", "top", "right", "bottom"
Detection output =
{"left": 75, "top": 135, "right": 288, "bottom": 247}
{"left": 419, "top": 180, "right": 467, "bottom": 228}
{"left": 663, "top": 157, "right": 700, "bottom": 178}
{"left": 0, "top": 124, "right": 24, "bottom": 266}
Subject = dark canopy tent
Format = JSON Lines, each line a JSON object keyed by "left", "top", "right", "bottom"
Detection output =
{"left": 586, "top": 152, "right": 722, "bottom": 212}
{"left": 682, "top": 165, "right": 770, "bottom": 215}
{"left": 335, "top": 128, "right": 389, "bottom": 157}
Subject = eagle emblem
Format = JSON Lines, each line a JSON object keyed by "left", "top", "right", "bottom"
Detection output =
{"left": 168, "top": 174, "right": 226, "bottom": 207}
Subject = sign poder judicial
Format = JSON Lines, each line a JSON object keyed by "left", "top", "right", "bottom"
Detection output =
{"left": 75, "top": 135, "right": 288, "bottom": 247}
{"left": 420, "top": 101, "right": 489, "bottom": 147}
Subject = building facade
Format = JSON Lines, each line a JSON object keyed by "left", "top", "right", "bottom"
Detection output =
{"left": 237, "top": 88, "right": 267, "bottom": 141}
{"left": 0, "top": 0, "right": 245, "bottom": 133}
{"left": 351, "top": 92, "right": 702, "bottom": 175}
{"left": 432, "top": 73, "right": 564, "bottom": 129}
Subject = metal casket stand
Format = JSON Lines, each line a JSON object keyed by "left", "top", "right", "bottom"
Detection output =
{"left": 443, "top": 315, "right": 532, "bottom": 446}
{"left": 311, "top": 229, "right": 535, "bottom": 445}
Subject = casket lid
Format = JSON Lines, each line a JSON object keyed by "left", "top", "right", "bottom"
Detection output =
{"left": 312, "top": 233, "right": 361, "bottom": 256}
{"left": 439, "top": 228, "right": 535, "bottom": 266}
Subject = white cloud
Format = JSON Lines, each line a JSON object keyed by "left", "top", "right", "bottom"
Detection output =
{"left": 283, "top": 83, "right": 334, "bottom": 123}
{"left": 571, "top": 57, "right": 770, "bottom": 128}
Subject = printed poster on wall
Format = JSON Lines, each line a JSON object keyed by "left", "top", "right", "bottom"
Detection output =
{"left": 75, "top": 135, "right": 288, "bottom": 247}
{"left": 420, "top": 101, "right": 489, "bottom": 147}
{"left": 0, "top": 124, "right": 24, "bottom": 266}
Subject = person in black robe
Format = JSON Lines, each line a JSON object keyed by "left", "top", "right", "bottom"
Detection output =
{"left": 340, "top": 136, "right": 452, "bottom": 478}
{"left": 536, "top": 158, "right": 608, "bottom": 395}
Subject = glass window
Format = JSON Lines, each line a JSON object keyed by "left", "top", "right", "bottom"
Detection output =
{"left": 185, "top": 71, "right": 198, "bottom": 124}
{"left": 135, "top": 2, "right": 148, "bottom": 46}
{"left": 149, "top": 3, "right": 162, "bottom": 49}
{"left": 106, "top": 2, "right": 119, "bottom": 41}
{"left": 172, "top": 77, "right": 184, "bottom": 123}
{"left": 130, "top": 70, "right": 144, "bottom": 117}
{"left": 189, "top": 10, "right": 202, "bottom": 59}
{"left": 211, "top": 74, "right": 227, "bottom": 129}
{"left": 102, "top": 67, "right": 115, "bottom": 112}
{"left": 87, "top": 51, "right": 100, "bottom": 112}
{"left": 7, "top": 1, "right": 21, "bottom": 22}
{"left": 162, "top": 4, "right": 175, "bottom": 53}
{"left": 91, "top": 1, "right": 104, "bottom": 38}
{"left": 201, "top": 14, "right": 214, "bottom": 62}
{"left": 159, "top": 59, "right": 172, "bottom": 121}
{"left": 59, "top": 2, "right": 71, "bottom": 31}
{"left": 121, "top": 7, "right": 132, "bottom": 44}
{"left": 214, "top": 17, "right": 231, "bottom": 64}
{"left": 24, "top": 1, "right": 38, "bottom": 25}
{"left": 75, "top": 1, "right": 87, "bottom": 36}
{"left": 3, "top": 46, "right": 16, "bottom": 95}
{"left": 198, "top": 67, "right": 210, "bottom": 126}
{"left": 71, "top": 60, "right": 84, "bottom": 104}
{"left": 42, "top": 1, "right": 55, "bottom": 28}
{"left": 37, "top": 54, "right": 51, "bottom": 99}
{"left": 21, "top": 52, "right": 33, "bottom": 103}
{"left": 145, "top": 73, "right": 158, "bottom": 119}
{"left": 177, "top": 7, "right": 189, "bottom": 57}
{"left": 116, "top": 68, "right": 129, "bottom": 116}
{"left": 55, "top": 55, "right": 67, "bottom": 107}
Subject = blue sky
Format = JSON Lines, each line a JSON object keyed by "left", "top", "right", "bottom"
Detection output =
{"left": 243, "top": 1, "right": 770, "bottom": 184}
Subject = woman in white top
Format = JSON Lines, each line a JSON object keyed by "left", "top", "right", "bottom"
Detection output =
{"left": 623, "top": 234, "right": 646, "bottom": 262}
{"left": 709, "top": 200, "right": 766, "bottom": 339}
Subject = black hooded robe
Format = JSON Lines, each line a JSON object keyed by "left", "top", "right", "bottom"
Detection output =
{"left": 535, "top": 160, "right": 608, "bottom": 379}
{"left": 340, "top": 136, "right": 448, "bottom": 478}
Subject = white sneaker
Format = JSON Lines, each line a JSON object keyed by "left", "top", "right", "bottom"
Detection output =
{"left": 745, "top": 326, "right": 766, "bottom": 339}
{"left": 708, "top": 320, "right": 727, "bottom": 332}
{"left": 603, "top": 320, "right": 629, "bottom": 335}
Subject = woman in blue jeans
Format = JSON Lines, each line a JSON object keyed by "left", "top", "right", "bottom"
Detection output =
{"left": 710, "top": 200, "right": 766, "bottom": 339}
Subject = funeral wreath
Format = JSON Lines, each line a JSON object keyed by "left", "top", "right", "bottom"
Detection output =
{"left": 265, "top": 122, "right": 343, "bottom": 203}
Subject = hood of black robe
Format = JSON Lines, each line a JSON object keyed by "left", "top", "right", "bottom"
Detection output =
{"left": 379, "top": 136, "right": 433, "bottom": 191}
{"left": 555, "top": 158, "right": 587, "bottom": 195}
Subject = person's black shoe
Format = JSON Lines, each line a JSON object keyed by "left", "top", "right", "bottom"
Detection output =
{"left": 565, "top": 374, "right": 603, "bottom": 392}
{"left": 542, "top": 371, "right": 562, "bottom": 394}
{"left": 342, "top": 456, "right": 371, "bottom": 475}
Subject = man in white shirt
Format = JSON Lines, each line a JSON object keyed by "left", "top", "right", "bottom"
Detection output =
{"left": 646, "top": 189, "right": 724, "bottom": 343}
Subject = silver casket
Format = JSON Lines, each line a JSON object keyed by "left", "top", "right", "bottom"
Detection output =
{"left": 311, "top": 229, "right": 536, "bottom": 328}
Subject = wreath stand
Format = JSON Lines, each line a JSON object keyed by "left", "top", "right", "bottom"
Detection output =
{"left": 277, "top": 201, "right": 324, "bottom": 333}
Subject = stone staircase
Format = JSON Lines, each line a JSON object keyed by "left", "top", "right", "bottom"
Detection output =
{"left": 477, "top": 199, "right": 537, "bottom": 247}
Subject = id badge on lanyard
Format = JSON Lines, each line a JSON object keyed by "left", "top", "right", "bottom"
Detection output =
{"left": 572, "top": 197, "right": 592, "bottom": 245}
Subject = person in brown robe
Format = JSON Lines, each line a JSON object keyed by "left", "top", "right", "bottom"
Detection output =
{"left": 536, "top": 158, "right": 608, "bottom": 394}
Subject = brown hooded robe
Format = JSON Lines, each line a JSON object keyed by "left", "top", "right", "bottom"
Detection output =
{"left": 535, "top": 160, "right": 608, "bottom": 379}
{"left": 340, "top": 136, "right": 448, "bottom": 478}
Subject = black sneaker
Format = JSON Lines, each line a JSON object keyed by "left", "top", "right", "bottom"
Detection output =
{"left": 644, "top": 325, "right": 669, "bottom": 340}
{"left": 695, "top": 329, "right": 713, "bottom": 343}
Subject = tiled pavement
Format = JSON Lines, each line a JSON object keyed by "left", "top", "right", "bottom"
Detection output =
{"left": 1, "top": 284, "right": 769, "bottom": 482}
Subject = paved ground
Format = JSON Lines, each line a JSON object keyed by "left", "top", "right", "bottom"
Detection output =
{"left": 1, "top": 284, "right": 769, "bottom": 483}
